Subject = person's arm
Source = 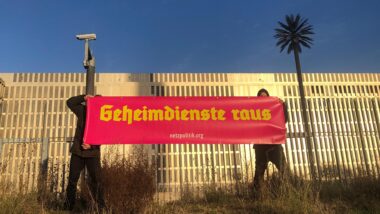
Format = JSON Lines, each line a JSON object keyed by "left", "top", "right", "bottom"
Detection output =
{"left": 66, "top": 95, "right": 86, "bottom": 116}
{"left": 67, "top": 95, "right": 98, "bottom": 150}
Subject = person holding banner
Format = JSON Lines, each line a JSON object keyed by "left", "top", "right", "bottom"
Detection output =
{"left": 252, "top": 88, "right": 289, "bottom": 197}
{"left": 64, "top": 94, "right": 105, "bottom": 211}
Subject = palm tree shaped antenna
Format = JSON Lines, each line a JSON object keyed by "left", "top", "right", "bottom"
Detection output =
{"left": 274, "top": 14, "right": 316, "bottom": 180}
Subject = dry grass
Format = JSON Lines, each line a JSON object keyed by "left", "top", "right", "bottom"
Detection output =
{"left": 98, "top": 146, "right": 156, "bottom": 213}
{"left": 1, "top": 152, "right": 379, "bottom": 214}
{"left": 319, "top": 177, "right": 380, "bottom": 213}
{"left": 0, "top": 145, "right": 156, "bottom": 214}
{"left": 1, "top": 177, "right": 379, "bottom": 214}
{"left": 145, "top": 175, "right": 380, "bottom": 214}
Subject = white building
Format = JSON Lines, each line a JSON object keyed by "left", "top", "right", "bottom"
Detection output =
{"left": 0, "top": 72, "right": 379, "bottom": 200}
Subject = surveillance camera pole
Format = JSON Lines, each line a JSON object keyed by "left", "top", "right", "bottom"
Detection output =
{"left": 80, "top": 37, "right": 96, "bottom": 95}
{"left": 84, "top": 39, "right": 95, "bottom": 95}
{"left": 76, "top": 34, "right": 96, "bottom": 198}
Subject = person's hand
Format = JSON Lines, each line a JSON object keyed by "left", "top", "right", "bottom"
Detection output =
{"left": 84, "top": 95, "right": 94, "bottom": 101}
{"left": 82, "top": 143, "right": 91, "bottom": 150}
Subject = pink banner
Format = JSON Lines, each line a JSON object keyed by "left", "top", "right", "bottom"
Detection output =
{"left": 83, "top": 96, "right": 286, "bottom": 145}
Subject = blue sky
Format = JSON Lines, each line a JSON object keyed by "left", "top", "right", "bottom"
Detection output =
{"left": 0, "top": 0, "right": 379, "bottom": 73}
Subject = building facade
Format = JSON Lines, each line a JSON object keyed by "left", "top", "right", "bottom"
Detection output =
{"left": 0, "top": 72, "right": 379, "bottom": 200}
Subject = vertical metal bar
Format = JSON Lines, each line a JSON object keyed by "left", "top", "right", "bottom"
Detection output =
{"left": 284, "top": 98, "right": 293, "bottom": 176}
{"left": 41, "top": 101, "right": 48, "bottom": 142}
{"left": 200, "top": 144, "right": 206, "bottom": 190}
{"left": 347, "top": 99, "right": 363, "bottom": 176}
{"left": 341, "top": 98, "right": 357, "bottom": 178}
{"left": 352, "top": 99, "right": 371, "bottom": 176}
{"left": 226, "top": 144, "right": 233, "bottom": 192}
{"left": 216, "top": 144, "right": 222, "bottom": 190}
{"left": 314, "top": 97, "right": 323, "bottom": 175}
{"left": 317, "top": 99, "right": 327, "bottom": 180}
{"left": 335, "top": 99, "right": 348, "bottom": 180}
{"left": 283, "top": 98, "right": 294, "bottom": 177}
{"left": 190, "top": 144, "right": 195, "bottom": 195}
{"left": 362, "top": 98, "right": 379, "bottom": 176}
{"left": 321, "top": 98, "right": 333, "bottom": 180}
{"left": 166, "top": 144, "right": 171, "bottom": 201}
{"left": 210, "top": 144, "right": 216, "bottom": 185}
{"left": 325, "top": 99, "right": 342, "bottom": 180}
{"left": 284, "top": 137, "right": 293, "bottom": 175}
{"left": 0, "top": 139, "right": 5, "bottom": 184}
{"left": 205, "top": 143, "right": 210, "bottom": 186}
{"left": 290, "top": 98, "right": 302, "bottom": 177}
{"left": 370, "top": 98, "right": 380, "bottom": 177}
{"left": 179, "top": 145, "right": 183, "bottom": 197}
{"left": 240, "top": 145, "right": 246, "bottom": 186}
{"left": 196, "top": 144, "right": 201, "bottom": 197}
{"left": 232, "top": 144, "right": 239, "bottom": 195}
{"left": 324, "top": 99, "right": 337, "bottom": 180}
{"left": 38, "top": 99, "right": 50, "bottom": 190}
{"left": 39, "top": 138, "right": 49, "bottom": 187}
{"left": 307, "top": 99, "right": 322, "bottom": 180}
{"left": 296, "top": 98, "right": 308, "bottom": 178}
{"left": 248, "top": 142, "right": 254, "bottom": 182}
{"left": 221, "top": 144, "right": 227, "bottom": 191}
{"left": 242, "top": 144, "right": 249, "bottom": 195}
{"left": 372, "top": 98, "right": 380, "bottom": 140}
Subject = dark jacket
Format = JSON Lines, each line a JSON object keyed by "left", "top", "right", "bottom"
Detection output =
{"left": 67, "top": 95, "right": 100, "bottom": 158}
{"left": 254, "top": 101, "right": 288, "bottom": 149}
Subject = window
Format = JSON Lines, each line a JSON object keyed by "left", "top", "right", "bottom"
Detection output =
{"left": 151, "top": 86, "right": 154, "bottom": 95}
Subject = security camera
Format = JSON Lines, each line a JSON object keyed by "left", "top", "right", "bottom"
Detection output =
{"left": 76, "top": 33, "right": 96, "bottom": 40}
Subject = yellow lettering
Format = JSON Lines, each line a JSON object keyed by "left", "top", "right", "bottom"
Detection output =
{"left": 113, "top": 109, "right": 122, "bottom": 121}
{"left": 218, "top": 110, "right": 226, "bottom": 120}
{"left": 231, "top": 109, "right": 240, "bottom": 120}
{"left": 189, "top": 110, "right": 200, "bottom": 120}
{"left": 122, "top": 106, "right": 133, "bottom": 124}
{"left": 249, "top": 109, "right": 262, "bottom": 120}
{"left": 100, "top": 105, "right": 236, "bottom": 123}
{"left": 240, "top": 109, "right": 250, "bottom": 120}
{"left": 142, "top": 106, "right": 148, "bottom": 121}
{"left": 201, "top": 110, "right": 210, "bottom": 120}
{"left": 181, "top": 110, "right": 189, "bottom": 120}
{"left": 262, "top": 109, "right": 271, "bottom": 120}
{"left": 148, "top": 109, "right": 164, "bottom": 121}
{"left": 164, "top": 106, "right": 174, "bottom": 121}
{"left": 175, "top": 106, "right": 180, "bottom": 120}
{"left": 100, "top": 105, "right": 113, "bottom": 121}
{"left": 210, "top": 107, "right": 218, "bottom": 120}
{"left": 134, "top": 109, "right": 142, "bottom": 121}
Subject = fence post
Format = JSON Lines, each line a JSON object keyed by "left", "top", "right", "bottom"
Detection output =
{"left": 40, "top": 138, "right": 49, "bottom": 181}
{"left": 232, "top": 144, "right": 240, "bottom": 195}
{"left": 41, "top": 137, "right": 49, "bottom": 167}
{"left": 210, "top": 145, "right": 216, "bottom": 185}
{"left": 37, "top": 137, "right": 49, "bottom": 198}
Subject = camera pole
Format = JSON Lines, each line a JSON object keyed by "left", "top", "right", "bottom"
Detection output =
{"left": 76, "top": 33, "right": 96, "bottom": 95}
{"left": 76, "top": 33, "right": 96, "bottom": 197}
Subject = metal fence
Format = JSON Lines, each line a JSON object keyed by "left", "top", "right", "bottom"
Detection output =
{"left": 0, "top": 138, "right": 70, "bottom": 194}
{"left": 0, "top": 97, "right": 379, "bottom": 201}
